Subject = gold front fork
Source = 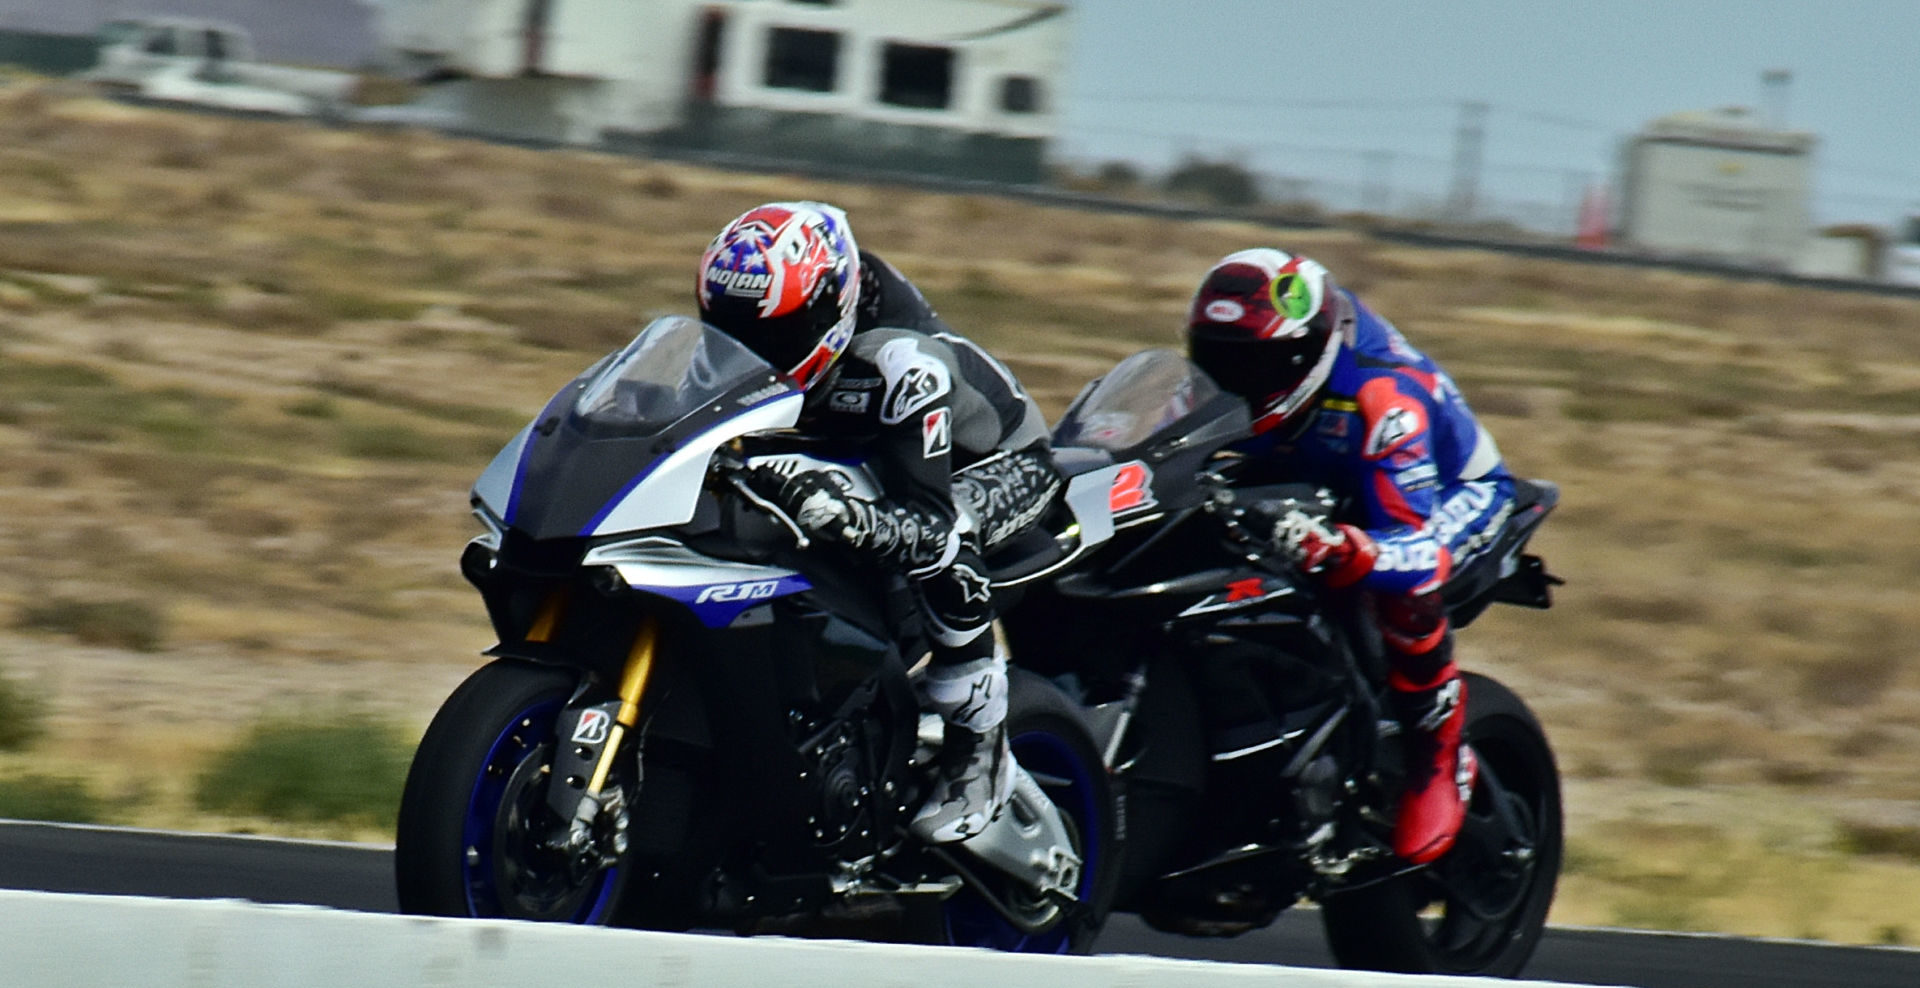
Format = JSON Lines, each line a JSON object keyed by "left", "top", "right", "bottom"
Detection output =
{"left": 585, "top": 615, "right": 658, "bottom": 794}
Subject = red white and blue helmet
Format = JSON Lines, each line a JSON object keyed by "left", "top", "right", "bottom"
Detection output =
{"left": 1184, "top": 248, "right": 1345, "bottom": 435}
{"left": 698, "top": 201, "right": 862, "bottom": 390}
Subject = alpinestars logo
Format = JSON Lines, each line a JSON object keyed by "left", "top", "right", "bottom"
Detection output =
{"left": 1365, "top": 406, "right": 1421, "bottom": 457}
{"left": 922, "top": 407, "right": 952, "bottom": 459}
{"left": 876, "top": 339, "right": 951, "bottom": 424}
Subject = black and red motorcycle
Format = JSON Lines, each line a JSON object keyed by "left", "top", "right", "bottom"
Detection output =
{"left": 997, "top": 347, "right": 1564, "bottom": 977}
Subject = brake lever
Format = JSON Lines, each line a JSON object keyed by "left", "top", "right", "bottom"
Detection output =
{"left": 722, "top": 468, "right": 812, "bottom": 551}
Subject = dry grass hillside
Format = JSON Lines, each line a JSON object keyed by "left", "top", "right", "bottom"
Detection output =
{"left": 4, "top": 78, "right": 1920, "bottom": 943}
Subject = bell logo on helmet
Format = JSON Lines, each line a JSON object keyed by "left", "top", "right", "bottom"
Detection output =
{"left": 1204, "top": 299, "right": 1245, "bottom": 322}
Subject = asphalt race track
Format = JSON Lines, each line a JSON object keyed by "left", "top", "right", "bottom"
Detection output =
{"left": 3, "top": 820, "right": 1917, "bottom": 988}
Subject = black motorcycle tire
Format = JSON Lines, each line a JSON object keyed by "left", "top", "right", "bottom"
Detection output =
{"left": 1320, "top": 672, "right": 1562, "bottom": 977}
{"left": 905, "top": 668, "right": 1122, "bottom": 954}
{"left": 395, "top": 659, "right": 633, "bottom": 924}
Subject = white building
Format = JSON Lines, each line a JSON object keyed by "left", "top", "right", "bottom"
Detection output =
{"left": 370, "top": 0, "right": 1069, "bottom": 182}
{"left": 1618, "top": 107, "right": 1816, "bottom": 268}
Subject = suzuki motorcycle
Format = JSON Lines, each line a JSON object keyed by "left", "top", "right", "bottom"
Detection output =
{"left": 1001, "top": 348, "right": 1565, "bottom": 978}
{"left": 394, "top": 315, "right": 1126, "bottom": 951}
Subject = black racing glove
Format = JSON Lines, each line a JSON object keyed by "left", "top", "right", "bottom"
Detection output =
{"left": 746, "top": 466, "right": 954, "bottom": 575}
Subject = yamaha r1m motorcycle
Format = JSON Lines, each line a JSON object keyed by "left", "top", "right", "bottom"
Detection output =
{"left": 1000, "top": 349, "right": 1564, "bottom": 977}
{"left": 394, "top": 315, "right": 1122, "bottom": 952}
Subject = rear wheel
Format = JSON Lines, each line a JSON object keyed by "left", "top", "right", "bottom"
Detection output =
{"left": 928, "top": 669, "right": 1121, "bottom": 954}
{"left": 395, "top": 660, "right": 631, "bottom": 923}
{"left": 1320, "top": 672, "right": 1562, "bottom": 977}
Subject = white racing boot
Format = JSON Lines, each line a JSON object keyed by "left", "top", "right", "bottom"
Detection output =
{"left": 910, "top": 652, "right": 1016, "bottom": 844}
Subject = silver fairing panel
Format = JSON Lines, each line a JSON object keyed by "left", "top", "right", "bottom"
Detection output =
{"left": 588, "top": 393, "right": 805, "bottom": 536}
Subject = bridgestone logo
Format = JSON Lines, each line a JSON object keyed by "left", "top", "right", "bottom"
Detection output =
{"left": 706, "top": 265, "right": 771, "bottom": 296}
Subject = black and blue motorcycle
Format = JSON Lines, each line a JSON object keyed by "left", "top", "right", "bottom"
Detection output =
{"left": 394, "top": 315, "right": 1134, "bottom": 951}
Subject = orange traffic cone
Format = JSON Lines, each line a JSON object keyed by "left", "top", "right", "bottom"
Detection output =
{"left": 1575, "top": 184, "right": 1610, "bottom": 249}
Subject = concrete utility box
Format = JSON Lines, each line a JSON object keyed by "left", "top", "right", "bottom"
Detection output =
{"left": 1619, "top": 107, "right": 1816, "bottom": 268}
{"left": 371, "top": 0, "right": 1069, "bottom": 183}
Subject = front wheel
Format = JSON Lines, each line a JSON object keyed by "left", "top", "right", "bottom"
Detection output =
{"left": 927, "top": 668, "right": 1122, "bottom": 954}
{"left": 395, "top": 659, "right": 631, "bottom": 923}
{"left": 1320, "top": 672, "right": 1562, "bottom": 977}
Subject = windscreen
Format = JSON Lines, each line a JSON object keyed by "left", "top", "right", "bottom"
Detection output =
{"left": 572, "top": 316, "right": 782, "bottom": 434}
{"left": 1053, "top": 348, "right": 1222, "bottom": 451}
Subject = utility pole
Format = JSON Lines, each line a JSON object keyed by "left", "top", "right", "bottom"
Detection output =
{"left": 1446, "top": 101, "right": 1488, "bottom": 223}
{"left": 1762, "top": 68, "right": 1792, "bottom": 130}
{"left": 1362, "top": 150, "right": 1394, "bottom": 215}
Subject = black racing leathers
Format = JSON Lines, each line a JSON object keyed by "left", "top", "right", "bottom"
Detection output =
{"left": 794, "top": 251, "right": 1057, "bottom": 663}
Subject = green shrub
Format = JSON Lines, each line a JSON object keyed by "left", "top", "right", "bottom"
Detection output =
{"left": 15, "top": 597, "right": 168, "bottom": 652}
{"left": 0, "top": 774, "right": 107, "bottom": 823}
{"left": 1164, "top": 156, "right": 1261, "bottom": 207}
{"left": 340, "top": 422, "right": 446, "bottom": 461}
{"left": 0, "top": 668, "right": 47, "bottom": 751}
{"left": 1835, "top": 821, "right": 1920, "bottom": 863}
{"left": 194, "top": 712, "right": 411, "bottom": 829}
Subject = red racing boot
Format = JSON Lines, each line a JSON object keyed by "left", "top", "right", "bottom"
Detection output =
{"left": 1389, "top": 665, "right": 1477, "bottom": 864}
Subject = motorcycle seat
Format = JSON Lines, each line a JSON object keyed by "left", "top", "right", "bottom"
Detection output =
{"left": 1441, "top": 477, "right": 1559, "bottom": 626}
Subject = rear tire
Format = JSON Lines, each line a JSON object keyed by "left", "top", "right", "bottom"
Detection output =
{"left": 919, "top": 668, "right": 1122, "bottom": 954}
{"left": 395, "top": 660, "right": 632, "bottom": 923}
{"left": 1320, "top": 672, "right": 1561, "bottom": 977}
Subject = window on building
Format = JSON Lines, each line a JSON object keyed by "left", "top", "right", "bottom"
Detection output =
{"left": 879, "top": 43, "right": 954, "bottom": 110}
{"left": 142, "top": 28, "right": 178, "bottom": 55}
{"left": 1000, "top": 76, "right": 1042, "bottom": 114}
{"left": 764, "top": 28, "right": 840, "bottom": 92}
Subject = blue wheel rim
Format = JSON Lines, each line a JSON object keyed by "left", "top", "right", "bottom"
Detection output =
{"left": 459, "top": 696, "right": 621, "bottom": 923}
{"left": 942, "top": 728, "right": 1103, "bottom": 952}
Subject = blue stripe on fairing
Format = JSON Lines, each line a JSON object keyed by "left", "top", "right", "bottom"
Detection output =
{"left": 504, "top": 390, "right": 575, "bottom": 526}
{"left": 576, "top": 392, "right": 798, "bottom": 537}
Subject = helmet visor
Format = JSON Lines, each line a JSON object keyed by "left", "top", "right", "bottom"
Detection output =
{"left": 1188, "top": 332, "right": 1327, "bottom": 409}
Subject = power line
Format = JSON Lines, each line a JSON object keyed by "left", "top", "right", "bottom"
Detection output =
{"left": 1070, "top": 93, "right": 1451, "bottom": 113}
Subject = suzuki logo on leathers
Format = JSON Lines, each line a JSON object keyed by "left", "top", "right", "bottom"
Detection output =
{"left": 694, "top": 579, "right": 782, "bottom": 603}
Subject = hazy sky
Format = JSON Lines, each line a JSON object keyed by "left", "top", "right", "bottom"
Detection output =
{"left": 1057, "top": 0, "right": 1920, "bottom": 225}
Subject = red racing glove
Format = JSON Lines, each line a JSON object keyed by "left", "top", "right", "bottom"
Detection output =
{"left": 1272, "top": 510, "right": 1377, "bottom": 589}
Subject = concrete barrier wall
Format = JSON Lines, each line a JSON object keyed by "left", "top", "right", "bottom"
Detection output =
{"left": 0, "top": 889, "right": 1629, "bottom": 988}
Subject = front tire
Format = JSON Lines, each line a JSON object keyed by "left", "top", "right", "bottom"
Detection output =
{"left": 1320, "top": 672, "right": 1562, "bottom": 977}
{"left": 395, "top": 659, "right": 631, "bottom": 923}
{"left": 930, "top": 668, "right": 1122, "bottom": 954}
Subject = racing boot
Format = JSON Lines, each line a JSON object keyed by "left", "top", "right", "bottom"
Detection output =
{"left": 1389, "top": 664, "right": 1477, "bottom": 864}
{"left": 910, "top": 652, "right": 1016, "bottom": 844}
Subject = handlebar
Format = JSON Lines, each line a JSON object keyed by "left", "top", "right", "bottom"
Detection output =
{"left": 709, "top": 448, "right": 812, "bottom": 550}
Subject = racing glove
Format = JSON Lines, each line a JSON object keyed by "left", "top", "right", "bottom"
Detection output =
{"left": 1272, "top": 509, "right": 1376, "bottom": 588}
{"left": 749, "top": 467, "right": 956, "bottom": 576}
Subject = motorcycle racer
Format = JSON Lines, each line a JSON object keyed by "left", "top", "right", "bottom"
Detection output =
{"left": 1184, "top": 248, "right": 1516, "bottom": 864}
{"left": 698, "top": 201, "right": 1059, "bottom": 843}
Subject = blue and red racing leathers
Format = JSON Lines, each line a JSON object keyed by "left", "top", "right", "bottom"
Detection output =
{"left": 1236, "top": 290, "right": 1513, "bottom": 671}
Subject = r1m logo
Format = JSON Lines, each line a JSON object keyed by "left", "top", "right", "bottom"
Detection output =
{"left": 694, "top": 579, "right": 783, "bottom": 604}
{"left": 1108, "top": 461, "right": 1156, "bottom": 514}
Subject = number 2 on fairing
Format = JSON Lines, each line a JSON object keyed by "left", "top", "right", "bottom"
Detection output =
{"left": 1108, "top": 461, "right": 1156, "bottom": 514}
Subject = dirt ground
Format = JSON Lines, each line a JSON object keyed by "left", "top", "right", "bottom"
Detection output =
{"left": 5, "top": 78, "right": 1920, "bottom": 943}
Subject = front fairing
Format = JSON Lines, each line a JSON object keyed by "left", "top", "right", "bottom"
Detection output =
{"left": 472, "top": 316, "right": 800, "bottom": 541}
{"left": 1052, "top": 348, "right": 1251, "bottom": 520}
